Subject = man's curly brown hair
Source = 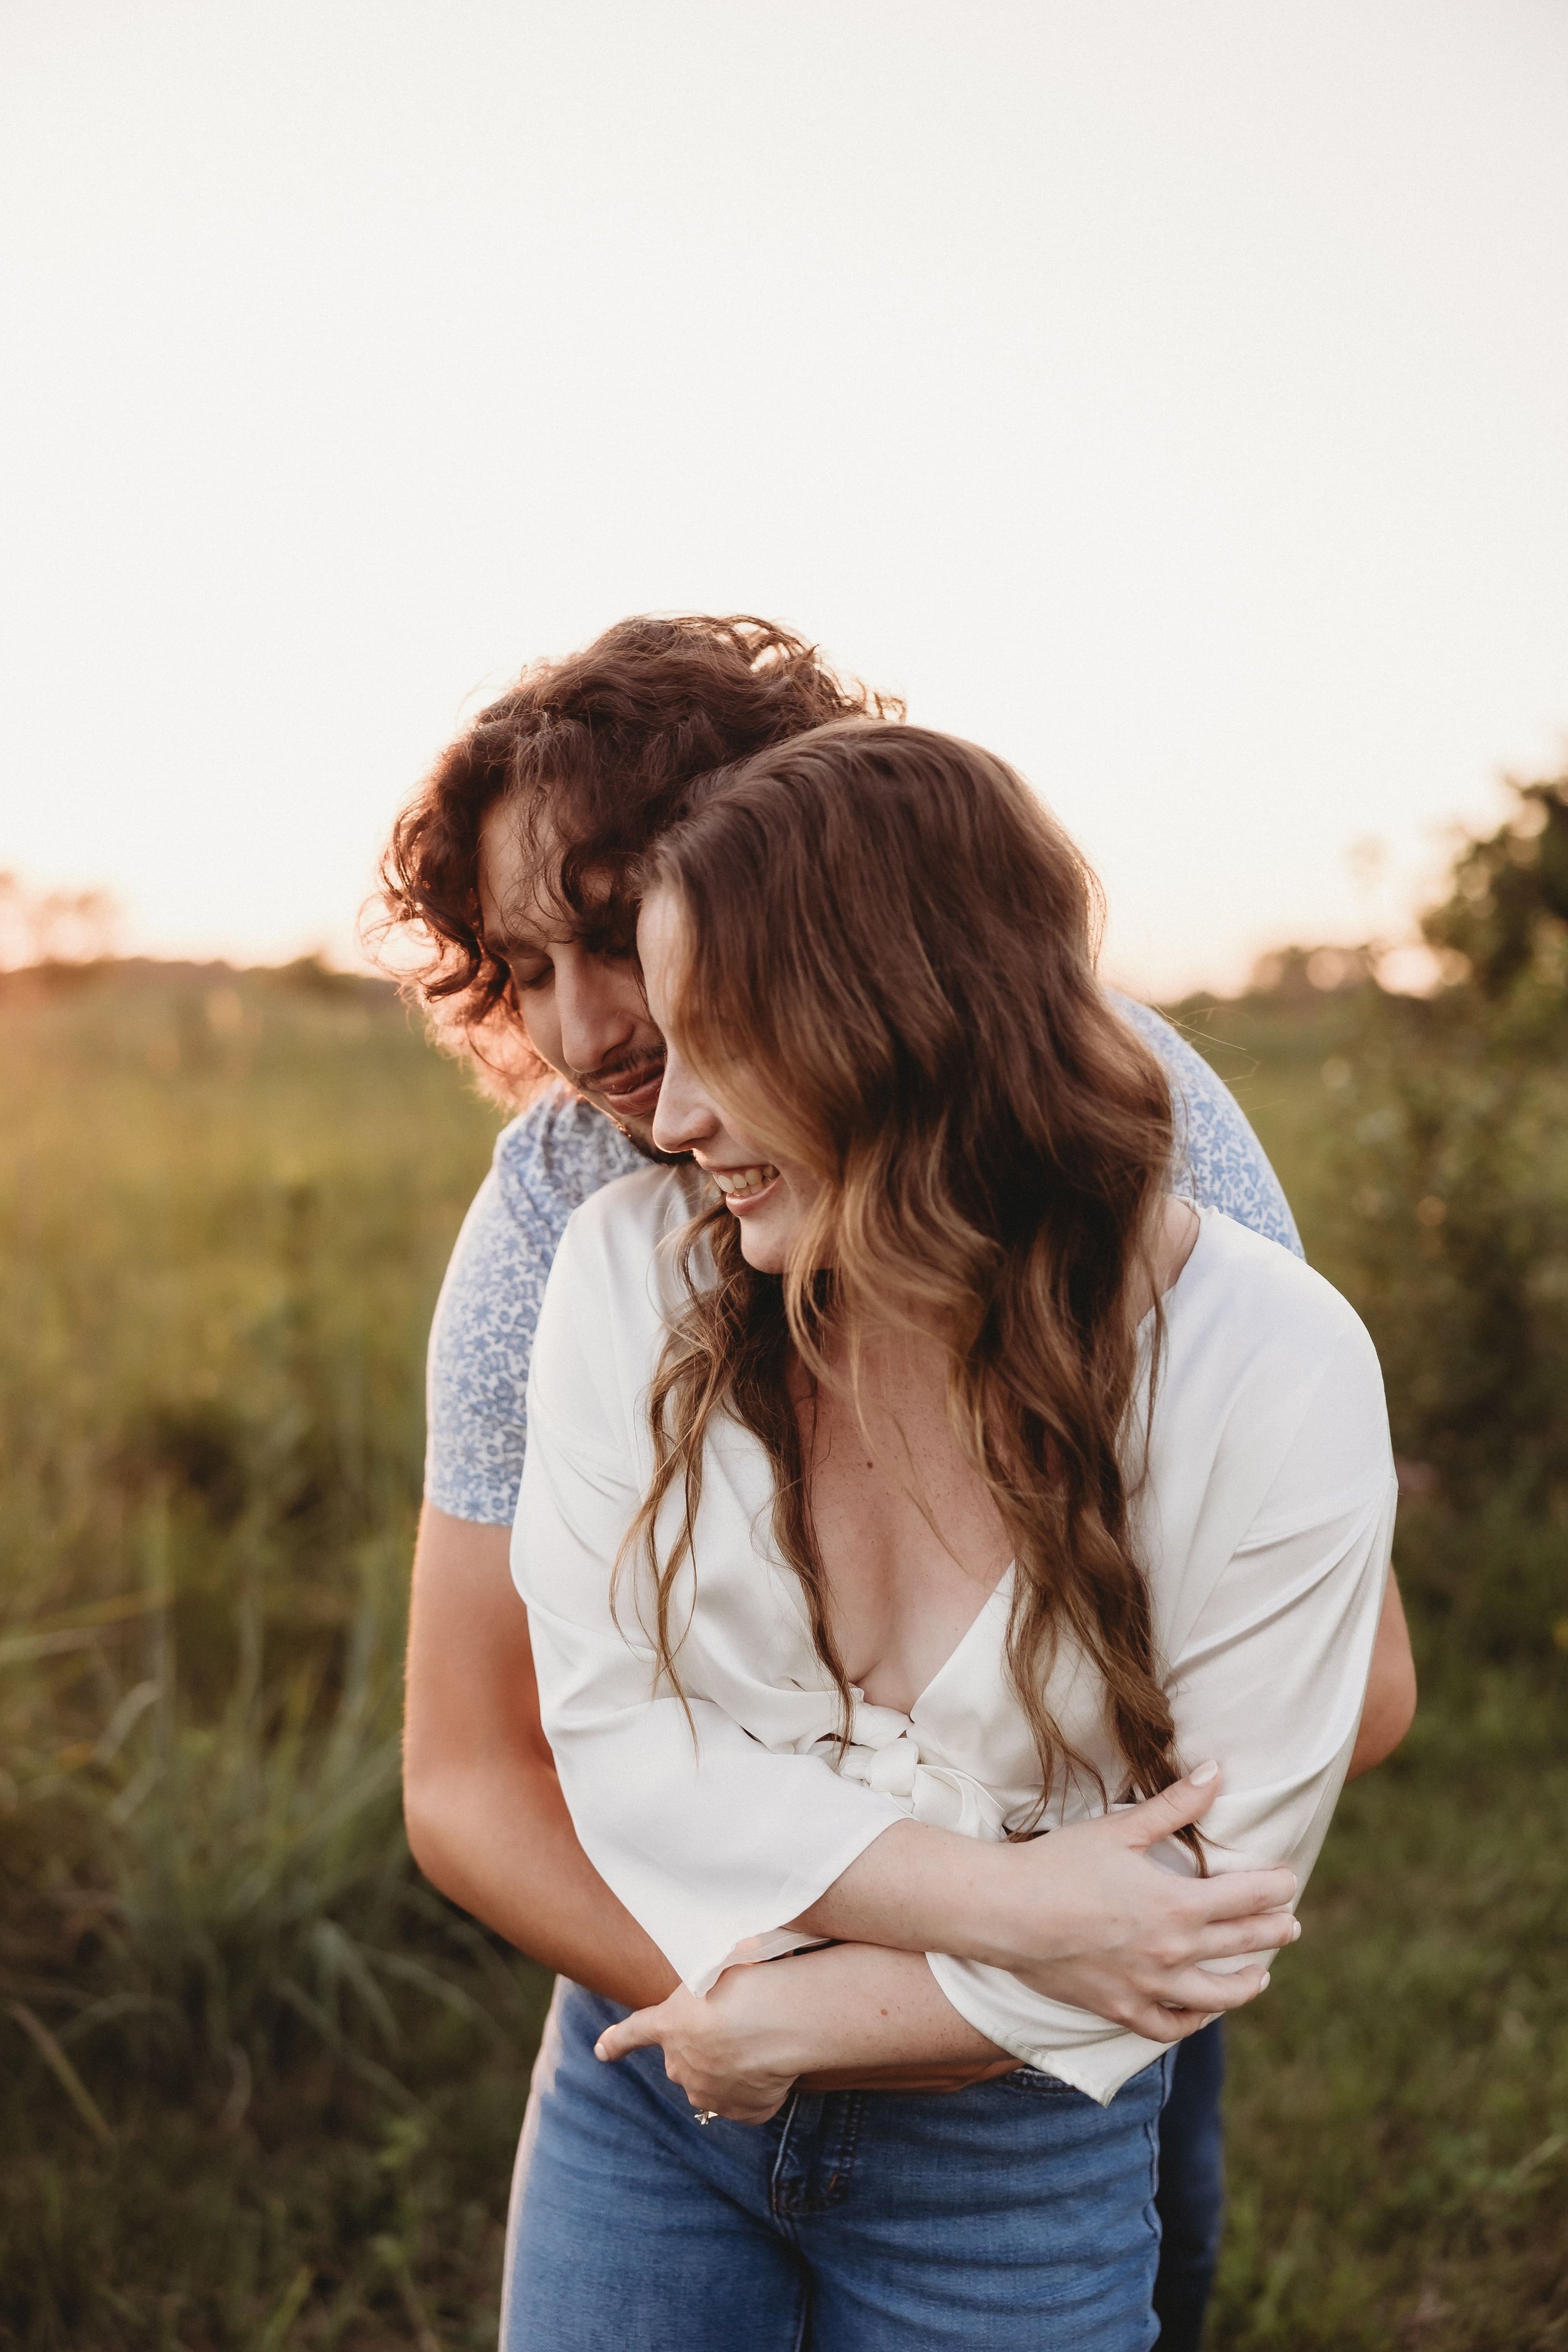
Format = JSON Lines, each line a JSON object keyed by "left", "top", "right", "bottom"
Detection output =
{"left": 374, "top": 614, "right": 901, "bottom": 1102}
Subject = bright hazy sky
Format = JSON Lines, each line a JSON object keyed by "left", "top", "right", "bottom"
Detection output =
{"left": 3, "top": 1, "right": 1565, "bottom": 997}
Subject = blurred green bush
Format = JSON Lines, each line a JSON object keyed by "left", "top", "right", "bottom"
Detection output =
{"left": 1323, "top": 780, "right": 1568, "bottom": 1500}
{"left": 1311, "top": 780, "right": 1568, "bottom": 1671}
{"left": 1175, "top": 777, "right": 1568, "bottom": 1675}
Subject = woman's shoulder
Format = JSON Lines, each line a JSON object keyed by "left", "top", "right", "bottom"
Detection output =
{"left": 528, "top": 1163, "right": 706, "bottom": 1443}
{"left": 549, "top": 1162, "right": 706, "bottom": 1331}
{"left": 1152, "top": 1211, "right": 1391, "bottom": 1524}
{"left": 1171, "top": 1209, "right": 1382, "bottom": 1391}
{"left": 560, "top": 1156, "right": 702, "bottom": 1245}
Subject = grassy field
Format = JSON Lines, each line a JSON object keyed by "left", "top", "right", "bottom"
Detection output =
{"left": 1, "top": 963, "right": 1564, "bottom": 2349}
{"left": 1170, "top": 994, "right": 1568, "bottom": 2350}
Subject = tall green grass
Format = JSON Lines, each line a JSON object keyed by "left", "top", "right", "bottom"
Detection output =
{"left": 1, "top": 955, "right": 1564, "bottom": 2348}
{"left": 0, "top": 964, "right": 547, "bottom": 2349}
{"left": 1171, "top": 983, "right": 1568, "bottom": 2349}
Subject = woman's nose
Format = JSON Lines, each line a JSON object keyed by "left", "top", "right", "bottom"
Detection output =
{"left": 652, "top": 1045, "right": 714, "bottom": 1156}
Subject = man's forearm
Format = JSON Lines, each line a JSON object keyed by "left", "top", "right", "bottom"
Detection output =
{"left": 405, "top": 1754, "right": 678, "bottom": 2010}
{"left": 406, "top": 1761, "right": 1009, "bottom": 2089}
{"left": 403, "top": 1508, "right": 1273, "bottom": 2068}
{"left": 403, "top": 1503, "right": 680, "bottom": 2010}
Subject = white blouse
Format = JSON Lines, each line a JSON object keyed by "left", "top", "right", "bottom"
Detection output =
{"left": 513, "top": 1170, "right": 1397, "bottom": 2105}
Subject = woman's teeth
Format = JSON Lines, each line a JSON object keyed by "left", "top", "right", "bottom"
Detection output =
{"left": 712, "top": 1164, "right": 779, "bottom": 1198}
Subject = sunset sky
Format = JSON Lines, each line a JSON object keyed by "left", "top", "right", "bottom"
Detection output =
{"left": 3, "top": 1, "right": 1565, "bottom": 997}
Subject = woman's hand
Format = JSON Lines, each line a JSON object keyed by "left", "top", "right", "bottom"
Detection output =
{"left": 983, "top": 1766, "right": 1298, "bottom": 2040}
{"left": 795, "top": 1762, "right": 1299, "bottom": 2042}
{"left": 597, "top": 1767, "right": 1301, "bottom": 2117}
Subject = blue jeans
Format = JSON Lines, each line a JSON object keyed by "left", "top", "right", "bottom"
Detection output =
{"left": 501, "top": 1983, "right": 1177, "bottom": 2351}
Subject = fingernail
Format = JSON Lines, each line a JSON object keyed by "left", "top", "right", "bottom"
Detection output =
{"left": 1291, "top": 1920, "right": 1303, "bottom": 1942}
{"left": 1190, "top": 1760, "right": 1220, "bottom": 1786}
{"left": 593, "top": 2039, "right": 608, "bottom": 2060}
{"left": 1260, "top": 1972, "right": 1271, "bottom": 1990}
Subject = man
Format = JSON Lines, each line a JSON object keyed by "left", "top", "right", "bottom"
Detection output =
{"left": 384, "top": 614, "right": 1416, "bottom": 2351}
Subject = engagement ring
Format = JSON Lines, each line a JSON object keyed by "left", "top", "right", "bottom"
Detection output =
{"left": 692, "top": 2109, "right": 719, "bottom": 2126}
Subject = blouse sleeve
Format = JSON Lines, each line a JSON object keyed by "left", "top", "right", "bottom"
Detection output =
{"left": 512, "top": 1212, "right": 906, "bottom": 1994}
{"left": 926, "top": 1320, "right": 1397, "bottom": 2104}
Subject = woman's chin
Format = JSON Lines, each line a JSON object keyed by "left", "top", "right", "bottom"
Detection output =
{"left": 731, "top": 1213, "right": 792, "bottom": 1276}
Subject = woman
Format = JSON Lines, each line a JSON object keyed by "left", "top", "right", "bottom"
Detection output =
{"left": 509, "top": 723, "right": 1396, "bottom": 2349}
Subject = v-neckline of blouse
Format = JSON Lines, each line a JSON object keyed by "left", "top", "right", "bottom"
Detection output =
{"left": 898, "top": 1562, "right": 1015, "bottom": 1722}
{"left": 842, "top": 1205, "right": 1217, "bottom": 1724}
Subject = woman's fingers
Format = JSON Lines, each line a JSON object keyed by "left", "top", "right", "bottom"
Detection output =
{"left": 705, "top": 2088, "right": 791, "bottom": 2126}
{"left": 593, "top": 1994, "right": 793, "bottom": 2126}
{"left": 1131, "top": 2002, "right": 1225, "bottom": 2044}
{"left": 1125, "top": 1968, "right": 1272, "bottom": 2042}
{"left": 1164, "top": 1963, "right": 1271, "bottom": 2017}
{"left": 1118, "top": 1762, "right": 1226, "bottom": 1848}
{"left": 1189, "top": 1911, "right": 1300, "bottom": 1964}
{"left": 1185, "top": 1865, "right": 1298, "bottom": 1922}
{"left": 593, "top": 2005, "right": 667, "bottom": 2064}
{"left": 1118, "top": 1776, "right": 1300, "bottom": 1922}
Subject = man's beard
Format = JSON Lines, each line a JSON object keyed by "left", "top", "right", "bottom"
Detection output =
{"left": 573, "top": 1054, "right": 686, "bottom": 1165}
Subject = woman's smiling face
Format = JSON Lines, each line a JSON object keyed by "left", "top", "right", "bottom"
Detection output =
{"left": 640, "top": 886, "right": 823, "bottom": 1276}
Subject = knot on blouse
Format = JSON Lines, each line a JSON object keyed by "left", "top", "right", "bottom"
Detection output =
{"left": 825, "top": 1697, "right": 1008, "bottom": 1843}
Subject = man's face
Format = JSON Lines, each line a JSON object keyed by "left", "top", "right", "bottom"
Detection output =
{"left": 478, "top": 798, "right": 667, "bottom": 1146}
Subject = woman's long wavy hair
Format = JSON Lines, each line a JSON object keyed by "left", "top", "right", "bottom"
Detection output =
{"left": 628, "top": 721, "right": 1189, "bottom": 1831}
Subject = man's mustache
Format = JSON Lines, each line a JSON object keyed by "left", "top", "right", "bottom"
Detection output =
{"left": 576, "top": 1046, "right": 666, "bottom": 1095}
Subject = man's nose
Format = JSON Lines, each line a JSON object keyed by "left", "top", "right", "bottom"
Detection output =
{"left": 554, "top": 949, "right": 640, "bottom": 1077}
